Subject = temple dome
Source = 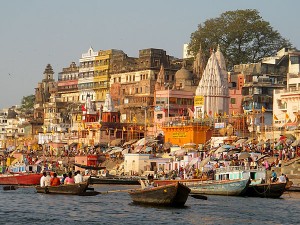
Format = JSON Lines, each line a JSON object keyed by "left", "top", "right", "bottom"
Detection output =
{"left": 175, "top": 67, "right": 193, "bottom": 80}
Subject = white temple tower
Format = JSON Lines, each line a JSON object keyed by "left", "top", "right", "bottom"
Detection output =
{"left": 194, "top": 47, "right": 229, "bottom": 119}
{"left": 103, "top": 93, "right": 116, "bottom": 112}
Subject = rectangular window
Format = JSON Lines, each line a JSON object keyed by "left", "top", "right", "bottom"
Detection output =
{"left": 231, "top": 98, "right": 236, "bottom": 104}
{"left": 157, "top": 114, "right": 163, "bottom": 119}
{"left": 291, "top": 56, "right": 300, "bottom": 64}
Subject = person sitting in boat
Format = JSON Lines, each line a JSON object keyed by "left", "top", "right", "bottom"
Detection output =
{"left": 278, "top": 173, "right": 286, "bottom": 183}
{"left": 74, "top": 170, "right": 83, "bottom": 183}
{"left": 61, "top": 173, "right": 67, "bottom": 184}
{"left": 40, "top": 171, "right": 51, "bottom": 187}
{"left": 64, "top": 172, "right": 75, "bottom": 184}
{"left": 145, "top": 174, "right": 154, "bottom": 187}
{"left": 40, "top": 172, "right": 48, "bottom": 187}
{"left": 50, "top": 173, "right": 60, "bottom": 186}
{"left": 271, "top": 170, "right": 277, "bottom": 183}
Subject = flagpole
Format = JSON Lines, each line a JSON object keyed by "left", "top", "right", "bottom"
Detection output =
{"left": 272, "top": 115, "right": 275, "bottom": 153}
{"left": 262, "top": 106, "right": 265, "bottom": 140}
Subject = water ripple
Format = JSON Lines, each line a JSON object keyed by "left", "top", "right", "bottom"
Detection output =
{"left": 0, "top": 185, "right": 299, "bottom": 225}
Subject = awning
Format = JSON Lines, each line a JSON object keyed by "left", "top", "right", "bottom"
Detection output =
{"left": 110, "top": 139, "right": 122, "bottom": 146}
{"left": 122, "top": 139, "right": 138, "bottom": 147}
{"left": 238, "top": 152, "right": 251, "bottom": 160}
{"left": 69, "top": 142, "right": 78, "bottom": 148}
{"left": 199, "top": 156, "right": 211, "bottom": 168}
{"left": 188, "top": 157, "right": 199, "bottom": 166}
{"left": 292, "top": 139, "right": 300, "bottom": 147}
{"left": 215, "top": 147, "right": 227, "bottom": 154}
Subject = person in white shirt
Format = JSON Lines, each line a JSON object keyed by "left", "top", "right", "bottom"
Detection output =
{"left": 278, "top": 173, "right": 287, "bottom": 183}
{"left": 40, "top": 172, "right": 51, "bottom": 187}
{"left": 40, "top": 172, "right": 47, "bottom": 187}
{"left": 45, "top": 172, "right": 51, "bottom": 186}
{"left": 74, "top": 170, "right": 83, "bottom": 183}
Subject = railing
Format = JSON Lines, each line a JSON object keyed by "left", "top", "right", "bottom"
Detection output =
{"left": 215, "top": 166, "right": 265, "bottom": 173}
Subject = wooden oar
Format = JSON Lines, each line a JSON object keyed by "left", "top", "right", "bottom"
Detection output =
{"left": 98, "top": 188, "right": 141, "bottom": 194}
{"left": 190, "top": 194, "right": 208, "bottom": 200}
{"left": 3, "top": 185, "right": 18, "bottom": 191}
{"left": 3, "top": 185, "right": 33, "bottom": 191}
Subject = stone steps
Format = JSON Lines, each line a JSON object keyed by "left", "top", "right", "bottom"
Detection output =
{"left": 280, "top": 157, "right": 300, "bottom": 185}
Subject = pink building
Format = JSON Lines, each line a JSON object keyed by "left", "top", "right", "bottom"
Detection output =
{"left": 228, "top": 73, "right": 244, "bottom": 115}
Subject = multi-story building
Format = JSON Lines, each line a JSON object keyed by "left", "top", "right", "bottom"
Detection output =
{"left": 273, "top": 49, "right": 300, "bottom": 130}
{"left": 109, "top": 48, "right": 181, "bottom": 128}
{"left": 57, "top": 62, "right": 79, "bottom": 103}
{"left": 78, "top": 47, "right": 98, "bottom": 107}
{"left": 234, "top": 48, "right": 290, "bottom": 127}
{"left": 94, "top": 49, "right": 124, "bottom": 104}
{"left": 0, "top": 109, "right": 8, "bottom": 149}
{"left": 5, "top": 108, "right": 19, "bottom": 149}
{"left": 228, "top": 72, "right": 244, "bottom": 115}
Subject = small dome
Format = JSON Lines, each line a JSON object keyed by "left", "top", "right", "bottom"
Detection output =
{"left": 175, "top": 67, "right": 193, "bottom": 80}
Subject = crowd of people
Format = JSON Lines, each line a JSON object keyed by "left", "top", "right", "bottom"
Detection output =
{"left": 40, "top": 170, "right": 84, "bottom": 187}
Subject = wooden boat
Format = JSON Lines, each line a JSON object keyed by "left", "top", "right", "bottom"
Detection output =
{"left": 74, "top": 163, "right": 106, "bottom": 171}
{"left": 129, "top": 182, "right": 190, "bottom": 207}
{"left": 89, "top": 176, "right": 141, "bottom": 185}
{"left": 35, "top": 181, "right": 96, "bottom": 195}
{"left": 0, "top": 173, "right": 42, "bottom": 185}
{"left": 155, "top": 168, "right": 249, "bottom": 196}
{"left": 285, "top": 180, "right": 293, "bottom": 190}
{"left": 243, "top": 182, "right": 287, "bottom": 198}
{"left": 186, "top": 178, "right": 250, "bottom": 196}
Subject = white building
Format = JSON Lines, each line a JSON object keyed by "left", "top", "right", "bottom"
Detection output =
{"left": 78, "top": 47, "right": 98, "bottom": 104}
{"left": 273, "top": 50, "right": 300, "bottom": 129}
{"left": 124, "top": 154, "right": 152, "bottom": 175}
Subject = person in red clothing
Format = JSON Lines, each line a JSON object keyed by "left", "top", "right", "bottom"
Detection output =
{"left": 50, "top": 173, "right": 61, "bottom": 186}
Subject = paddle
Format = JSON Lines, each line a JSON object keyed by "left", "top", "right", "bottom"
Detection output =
{"left": 190, "top": 194, "right": 208, "bottom": 200}
{"left": 2, "top": 185, "right": 32, "bottom": 191}
{"left": 98, "top": 188, "right": 141, "bottom": 194}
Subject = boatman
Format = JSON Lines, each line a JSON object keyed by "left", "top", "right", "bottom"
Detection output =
{"left": 74, "top": 170, "right": 83, "bottom": 183}
{"left": 271, "top": 170, "right": 277, "bottom": 183}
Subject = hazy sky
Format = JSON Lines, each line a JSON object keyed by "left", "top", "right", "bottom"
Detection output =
{"left": 0, "top": 0, "right": 299, "bottom": 109}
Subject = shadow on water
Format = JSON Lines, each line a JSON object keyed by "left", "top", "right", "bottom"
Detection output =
{"left": 128, "top": 202, "right": 190, "bottom": 210}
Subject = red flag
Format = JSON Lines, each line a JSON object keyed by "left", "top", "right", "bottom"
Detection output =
{"left": 82, "top": 104, "right": 86, "bottom": 111}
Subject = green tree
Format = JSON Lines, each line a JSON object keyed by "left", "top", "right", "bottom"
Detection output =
{"left": 20, "top": 94, "right": 35, "bottom": 112}
{"left": 188, "top": 9, "right": 292, "bottom": 70}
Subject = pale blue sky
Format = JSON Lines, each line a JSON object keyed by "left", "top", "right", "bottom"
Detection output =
{"left": 0, "top": 0, "right": 299, "bottom": 109}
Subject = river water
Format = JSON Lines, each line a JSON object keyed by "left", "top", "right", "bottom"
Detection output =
{"left": 0, "top": 184, "right": 299, "bottom": 225}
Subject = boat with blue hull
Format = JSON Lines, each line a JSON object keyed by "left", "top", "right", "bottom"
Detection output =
{"left": 185, "top": 178, "right": 250, "bottom": 196}
{"left": 215, "top": 166, "right": 287, "bottom": 198}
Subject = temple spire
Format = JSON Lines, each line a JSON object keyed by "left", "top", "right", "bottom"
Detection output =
{"left": 194, "top": 50, "right": 229, "bottom": 119}
{"left": 193, "top": 44, "right": 206, "bottom": 80}
{"left": 155, "top": 64, "right": 166, "bottom": 91}
{"left": 103, "top": 92, "right": 116, "bottom": 112}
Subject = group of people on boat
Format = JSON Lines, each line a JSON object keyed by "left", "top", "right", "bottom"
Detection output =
{"left": 270, "top": 170, "right": 289, "bottom": 184}
{"left": 40, "top": 170, "right": 84, "bottom": 187}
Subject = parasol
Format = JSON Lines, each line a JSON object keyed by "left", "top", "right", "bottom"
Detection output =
{"left": 198, "top": 156, "right": 211, "bottom": 168}
{"left": 292, "top": 139, "right": 300, "bottom": 147}
{"left": 238, "top": 152, "right": 251, "bottom": 160}
{"left": 215, "top": 147, "right": 227, "bottom": 154}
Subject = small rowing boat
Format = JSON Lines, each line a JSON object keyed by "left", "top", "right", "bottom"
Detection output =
{"left": 129, "top": 182, "right": 190, "bottom": 207}
{"left": 35, "top": 181, "right": 98, "bottom": 195}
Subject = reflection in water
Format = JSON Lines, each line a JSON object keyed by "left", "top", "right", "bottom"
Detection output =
{"left": 0, "top": 185, "right": 299, "bottom": 225}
